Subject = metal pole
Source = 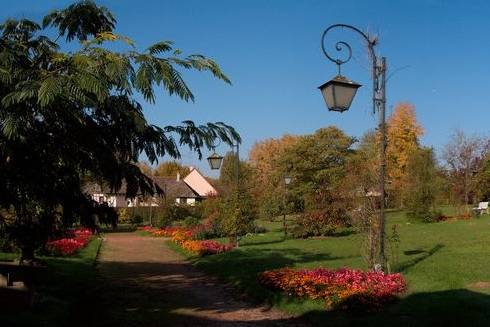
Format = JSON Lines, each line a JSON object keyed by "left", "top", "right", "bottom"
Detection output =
{"left": 377, "top": 57, "right": 387, "bottom": 269}
{"left": 235, "top": 143, "right": 240, "bottom": 247}
{"left": 235, "top": 143, "right": 240, "bottom": 190}
{"left": 283, "top": 178, "right": 288, "bottom": 238}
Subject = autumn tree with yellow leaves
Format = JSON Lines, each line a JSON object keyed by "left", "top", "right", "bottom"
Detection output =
{"left": 385, "top": 103, "right": 424, "bottom": 207}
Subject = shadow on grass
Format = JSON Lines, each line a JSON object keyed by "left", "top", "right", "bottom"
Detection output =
{"left": 299, "top": 289, "right": 490, "bottom": 327}
{"left": 398, "top": 243, "right": 444, "bottom": 272}
{"left": 72, "top": 258, "right": 490, "bottom": 327}
{"left": 241, "top": 238, "right": 288, "bottom": 247}
{"left": 328, "top": 229, "right": 357, "bottom": 237}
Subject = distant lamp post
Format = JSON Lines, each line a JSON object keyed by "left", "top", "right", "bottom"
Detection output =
{"left": 207, "top": 152, "right": 224, "bottom": 170}
{"left": 320, "top": 23, "right": 387, "bottom": 270}
{"left": 283, "top": 171, "right": 292, "bottom": 238}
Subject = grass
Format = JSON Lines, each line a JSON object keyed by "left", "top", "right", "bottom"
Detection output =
{"left": 170, "top": 208, "right": 490, "bottom": 326}
{"left": 0, "top": 237, "right": 102, "bottom": 327}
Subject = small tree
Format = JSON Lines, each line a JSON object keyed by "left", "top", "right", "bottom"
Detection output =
{"left": 405, "top": 148, "right": 440, "bottom": 222}
{"left": 219, "top": 190, "right": 255, "bottom": 246}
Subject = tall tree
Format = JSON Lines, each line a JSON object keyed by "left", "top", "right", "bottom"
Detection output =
{"left": 0, "top": 1, "right": 240, "bottom": 261}
{"left": 248, "top": 135, "right": 299, "bottom": 220}
{"left": 282, "top": 127, "right": 356, "bottom": 236}
{"left": 385, "top": 103, "right": 424, "bottom": 207}
{"left": 443, "top": 130, "right": 485, "bottom": 210}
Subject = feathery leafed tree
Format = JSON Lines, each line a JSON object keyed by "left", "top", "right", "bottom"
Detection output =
{"left": 0, "top": 1, "right": 240, "bottom": 262}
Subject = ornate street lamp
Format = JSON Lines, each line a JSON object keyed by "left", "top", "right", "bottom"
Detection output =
{"left": 318, "top": 75, "right": 361, "bottom": 112}
{"left": 207, "top": 152, "right": 224, "bottom": 170}
{"left": 320, "top": 24, "right": 387, "bottom": 270}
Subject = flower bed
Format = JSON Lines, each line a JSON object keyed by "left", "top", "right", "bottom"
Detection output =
{"left": 259, "top": 267, "right": 406, "bottom": 311}
{"left": 46, "top": 228, "right": 93, "bottom": 256}
{"left": 181, "top": 240, "right": 234, "bottom": 256}
{"left": 139, "top": 226, "right": 234, "bottom": 256}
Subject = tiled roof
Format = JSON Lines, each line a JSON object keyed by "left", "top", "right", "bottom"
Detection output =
{"left": 153, "top": 177, "right": 199, "bottom": 198}
{"left": 84, "top": 176, "right": 199, "bottom": 198}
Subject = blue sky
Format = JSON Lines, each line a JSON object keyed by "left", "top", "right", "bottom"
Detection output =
{"left": 4, "top": 0, "right": 490, "bottom": 176}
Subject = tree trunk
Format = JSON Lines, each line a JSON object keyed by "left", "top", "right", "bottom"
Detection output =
{"left": 19, "top": 247, "right": 36, "bottom": 265}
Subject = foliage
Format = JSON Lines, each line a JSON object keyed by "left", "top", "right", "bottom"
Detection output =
{"left": 172, "top": 209, "right": 490, "bottom": 325}
{"left": 405, "top": 148, "right": 442, "bottom": 223}
{"left": 282, "top": 126, "right": 356, "bottom": 210}
{"left": 259, "top": 267, "right": 406, "bottom": 311}
{"left": 218, "top": 152, "right": 253, "bottom": 191}
{"left": 293, "top": 187, "right": 351, "bottom": 238}
{"left": 153, "top": 161, "right": 190, "bottom": 177}
{"left": 473, "top": 152, "right": 490, "bottom": 201}
{"left": 387, "top": 224, "right": 400, "bottom": 272}
{"left": 0, "top": 1, "right": 240, "bottom": 260}
{"left": 249, "top": 135, "right": 299, "bottom": 220}
{"left": 443, "top": 130, "right": 486, "bottom": 208}
{"left": 216, "top": 153, "right": 257, "bottom": 241}
{"left": 218, "top": 191, "right": 256, "bottom": 242}
{"left": 182, "top": 216, "right": 201, "bottom": 228}
{"left": 386, "top": 103, "right": 424, "bottom": 207}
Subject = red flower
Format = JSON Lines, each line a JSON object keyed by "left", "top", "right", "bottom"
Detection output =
{"left": 46, "top": 228, "right": 93, "bottom": 256}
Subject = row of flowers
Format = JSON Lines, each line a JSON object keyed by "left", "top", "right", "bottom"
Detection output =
{"left": 138, "top": 225, "right": 234, "bottom": 256}
{"left": 45, "top": 228, "right": 93, "bottom": 256}
{"left": 259, "top": 267, "right": 406, "bottom": 310}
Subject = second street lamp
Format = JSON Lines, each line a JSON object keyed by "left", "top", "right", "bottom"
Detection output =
{"left": 207, "top": 152, "right": 224, "bottom": 170}
{"left": 319, "top": 23, "right": 387, "bottom": 271}
{"left": 283, "top": 173, "right": 292, "bottom": 238}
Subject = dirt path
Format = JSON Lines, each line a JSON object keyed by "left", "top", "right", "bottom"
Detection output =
{"left": 93, "top": 233, "right": 309, "bottom": 327}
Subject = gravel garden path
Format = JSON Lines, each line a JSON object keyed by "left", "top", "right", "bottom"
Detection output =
{"left": 93, "top": 233, "right": 310, "bottom": 327}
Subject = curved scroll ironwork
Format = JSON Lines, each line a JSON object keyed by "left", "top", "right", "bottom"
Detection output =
{"left": 321, "top": 24, "right": 376, "bottom": 71}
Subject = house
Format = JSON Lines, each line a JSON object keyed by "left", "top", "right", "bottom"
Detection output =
{"left": 85, "top": 167, "right": 218, "bottom": 208}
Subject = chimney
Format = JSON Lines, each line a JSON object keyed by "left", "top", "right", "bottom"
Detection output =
{"left": 176, "top": 172, "right": 180, "bottom": 182}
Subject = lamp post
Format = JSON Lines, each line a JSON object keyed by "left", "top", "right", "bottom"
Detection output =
{"left": 319, "top": 24, "right": 387, "bottom": 270}
{"left": 283, "top": 174, "right": 292, "bottom": 238}
{"left": 207, "top": 142, "right": 241, "bottom": 246}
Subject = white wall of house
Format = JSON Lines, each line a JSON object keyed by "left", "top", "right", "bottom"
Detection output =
{"left": 92, "top": 193, "right": 128, "bottom": 207}
{"left": 175, "top": 197, "right": 197, "bottom": 206}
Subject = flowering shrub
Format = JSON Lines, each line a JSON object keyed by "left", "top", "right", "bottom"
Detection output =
{"left": 259, "top": 267, "right": 406, "bottom": 311}
{"left": 46, "top": 228, "right": 93, "bottom": 256}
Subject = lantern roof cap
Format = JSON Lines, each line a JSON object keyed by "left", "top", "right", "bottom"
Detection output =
{"left": 318, "top": 74, "right": 361, "bottom": 90}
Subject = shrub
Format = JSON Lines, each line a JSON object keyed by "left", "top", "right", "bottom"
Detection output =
{"left": 182, "top": 216, "right": 201, "bottom": 228}
{"left": 293, "top": 187, "right": 351, "bottom": 238}
{"left": 405, "top": 148, "right": 441, "bottom": 223}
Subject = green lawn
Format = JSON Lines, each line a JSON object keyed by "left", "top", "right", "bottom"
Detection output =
{"left": 173, "top": 209, "right": 490, "bottom": 326}
{"left": 0, "top": 237, "right": 102, "bottom": 327}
